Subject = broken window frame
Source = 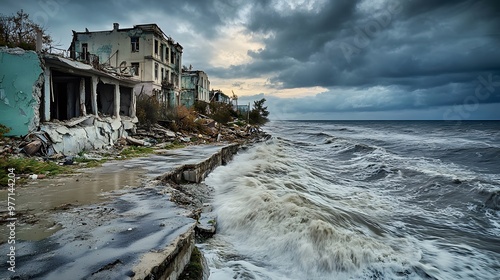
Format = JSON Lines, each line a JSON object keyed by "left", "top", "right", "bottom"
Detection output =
{"left": 49, "top": 70, "right": 90, "bottom": 121}
{"left": 160, "top": 43, "right": 165, "bottom": 61}
{"left": 96, "top": 82, "right": 115, "bottom": 116}
{"left": 154, "top": 39, "right": 159, "bottom": 55}
{"left": 154, "top": 63, "right": 159, "bottom": 80}
{"left": 131, "top": 62, "right": 139, "bottom": 76}
{"left": 131, "top": 37, "right": 140, "bottom": 52}
{"left": 81, "top": 43, "right": 88, "bottom": 62}
{"left": 119, "top": 86, "right": 133, "bottom": 117}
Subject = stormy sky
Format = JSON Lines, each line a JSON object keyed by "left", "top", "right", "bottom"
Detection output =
{"left": 3, "top": 0, "right": 500, "bottom": 120}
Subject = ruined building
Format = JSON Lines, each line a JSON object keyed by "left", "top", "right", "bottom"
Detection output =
{"left": 180, "top": 70, "right": 211, "bottom": 108}
{"left": 209, "top": 89, "right": 231, "bottom": 104}
{"left": 70, "top": 23, "right": 183, "bottom": 107}
{"left": 0, "top": 47, "right": 139, "bottom": 155}
{"left": 0, "top": 22, "right": 187, "bottom": 155}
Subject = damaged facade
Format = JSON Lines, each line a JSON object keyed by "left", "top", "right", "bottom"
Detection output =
{"left": 0, "top": 47, "right": 139, "bottom": 155}
{"left": 0, "top": 48, "right": 43, "bottom": 136}
{"left": 70, "top": 23, "right": 183, "bottom": 108}
{"left": 180, "top": 70, "right": 210, "bottom": 108}
{"left": 209, "top": 89, "right": 231, "bottom": 104}
{"left": 0, "top": 23, "right": 216, "bottom": 156}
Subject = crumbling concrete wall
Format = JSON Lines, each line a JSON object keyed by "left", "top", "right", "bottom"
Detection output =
{"left": 159, "top": 144, "right": 240, "bottom": 184}
{"left": 40, "top": 116, "right": 138, "bottom": 155}
{"left": 0, "top": 48, "right": 43, "bottom": 136}
{"left": 133, "top": 226, "right": 196, "bottom": 280}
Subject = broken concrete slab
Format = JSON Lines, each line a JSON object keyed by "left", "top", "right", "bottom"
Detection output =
{"left": 40, "top": 117, "right": 136, "bottom": 155}
{"left": 197, "top": 212, "right": 217, "bottom": 236}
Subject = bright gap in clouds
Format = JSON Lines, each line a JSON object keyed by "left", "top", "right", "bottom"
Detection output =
{"left": 209, "top": 26, "right": 264, "bottom": 67}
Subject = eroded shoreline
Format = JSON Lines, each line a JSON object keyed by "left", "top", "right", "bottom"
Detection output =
{"left": 0, "top": 135, "right": 269, "bottom": 279}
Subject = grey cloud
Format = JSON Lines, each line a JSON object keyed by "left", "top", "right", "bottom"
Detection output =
{"left": 239, "top": 73, "right": 500, "bottom": 117}
{"left": 3, "top": 0, "right": 500, "bottom": 118}
{"left": 243, "top": 0, "right": 500, "bottom": 88}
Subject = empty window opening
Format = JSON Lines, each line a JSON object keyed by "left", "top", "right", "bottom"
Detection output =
{"left": 160, "top": 44, "right": 165, "bottom": 61}
{"left": 81, "top": 43, "right": 88, "bottom": 62}
{"left": 154, "top": 39, "right": 159, "bottom": 55}
{"left": 131, "top": 37, "right": 139, "bottom": 52}
{"left": 49, "top": 71, "right": 83, "bottom": 121}
{"left": 120, "top": 86, "right": 133, "bottom": 116}
{"left": 131, "top": 62, "right": 139, "bottom": 76}
{"left": 97, "top": 82, "right": 115, "bottom": 116}
{"left": 155, "top": 63, "right": 159, "bottom": 80}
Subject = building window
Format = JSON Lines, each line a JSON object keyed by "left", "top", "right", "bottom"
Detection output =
{"left": 131, "top": 62, "right": 139, "bottom": 76}
{"left": 160, "top": 44, "right": 165, "bottom": 61}
{"left": 155, "top": 63, "right": 159, "bottom": 80}
{"left": 131, "top": 37, "right": 139, "bottom": 52}
{"left": 171, "top": 51, "right": 175, "bottom": 65}
{"left": 81, "top": 43, "right": 88, "bottom": 61}
{"left": 161, "top": 68, "right": 164, "bottom": 80}
{"left": 166, "top": 47, "right": 170, "bottom": 63}
{"left": 154, "top": 39, "right": 159, "bottom": 55}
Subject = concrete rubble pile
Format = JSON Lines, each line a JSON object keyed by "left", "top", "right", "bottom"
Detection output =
{"left": 1, "top": 113, "right": 269, "bottom": 168}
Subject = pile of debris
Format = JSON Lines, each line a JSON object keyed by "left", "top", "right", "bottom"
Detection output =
{"left": 1, "top": 117, "right": 268, "bottom": 160}
{"left": 127, "top": 118, "right": 268, "bottom": 147}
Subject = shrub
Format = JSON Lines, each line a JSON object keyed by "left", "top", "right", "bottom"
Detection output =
{"left": 165, "top": 106, "right": 207, "bottom": 133}
{"left": 193, "top": 101, "right": 208, "bottom": 115}
{"left": 209, "top": 102, "right": 235, "bottom": 125}
{"left": 136, "top": 94, "right": 163, "bottom": 129}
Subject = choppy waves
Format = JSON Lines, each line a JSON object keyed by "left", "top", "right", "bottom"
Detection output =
{"left": 203, "top": 121, "right": 500, "bottom": 279}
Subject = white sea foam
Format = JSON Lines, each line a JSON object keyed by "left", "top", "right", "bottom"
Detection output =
{"left": 204, "top": 122, "right": 500, "bottom": 279}
{"left": 206, "top": 142, "right": 416, "bottom": 279}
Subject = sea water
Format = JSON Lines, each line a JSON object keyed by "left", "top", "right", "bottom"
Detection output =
{"left": 202, "top": 121, "right": 500, "bottom": 280}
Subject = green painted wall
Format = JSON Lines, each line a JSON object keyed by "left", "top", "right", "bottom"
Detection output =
{"left": 0, "top": 49, "right": 43, "bottom": 136}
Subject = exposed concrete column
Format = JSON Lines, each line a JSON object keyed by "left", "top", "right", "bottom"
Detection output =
{"left": 114, "top": 83, "right": 120, "bottom": 118}
{"left": 91, "top": 76, "right": 98, "bottom": 115}
{"left": 130, "top": 89, "right": 136, "bottom": 118}
{"left": 43, "top": 67, "right": 51, "bottom": 121}
{"left": 80, "top": 78, "right": 86, "bottom": 116}
{"left": 178, "top": 54, "right": 182, "bottom": 89}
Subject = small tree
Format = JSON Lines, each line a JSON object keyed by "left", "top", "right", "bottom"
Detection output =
{"left": 0, "top": 10, "right": 53, "bottom": 50}
{"left": 249, "top": 98, "right": 269, "bottom": 125}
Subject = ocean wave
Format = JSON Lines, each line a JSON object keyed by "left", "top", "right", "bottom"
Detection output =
{"left": 204, "top": 121, "right": 500, "bottom": 279}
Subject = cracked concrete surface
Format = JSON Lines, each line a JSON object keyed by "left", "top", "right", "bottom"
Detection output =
{"left": 0, "top": 144, "right": 238, "bottom": 279}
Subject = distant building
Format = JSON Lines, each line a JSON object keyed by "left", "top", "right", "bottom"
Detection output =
{"left": 181, "top": 70, "right": 210, "bottom": 108}
{"left": 69, "top": 23, "right": 183, "bottom": 107}
{"left": 236, "top": 104, "right": 251, "bottom": 115}
{"left": 209, "top": 89, "right": 231, "bottom": 104}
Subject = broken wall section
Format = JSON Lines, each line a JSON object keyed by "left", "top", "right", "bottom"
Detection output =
{"left": 0, "top": 48, "right": 43, "bottom": 136}
{"left": 40, "top": 115, "right": 138, "bottom": 155}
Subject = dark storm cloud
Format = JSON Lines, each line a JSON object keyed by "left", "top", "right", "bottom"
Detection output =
{"left": 2, "top": 0, "right": 227, "bottom": 46}
{"left": 239, "top": 0, "right": 500, "bottom": 85}
{"left": 3, "top": 0, "right": 500, "bottom": 118}
{"left": 217, "top": 0, "right": 500, "bottom": 114}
